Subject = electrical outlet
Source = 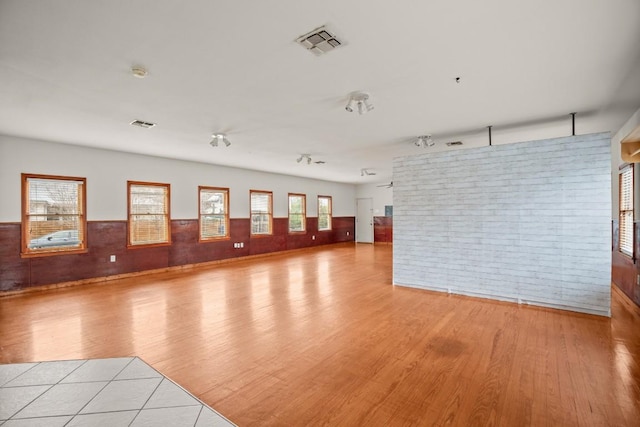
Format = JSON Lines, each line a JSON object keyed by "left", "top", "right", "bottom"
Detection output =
{"left": 109, "top": 255, "right": 116, "bottom": 262}
{"left": 346, "top": 231, "right": 350, "bottom": 236}
{"left": 240, "top": 242, "right": 244, "bottom": 248}
{"left": 637, "top": 275, "right": 640, "bottom": 286}
{"left": 312, "top": 235, "right": 316, "bottom": 240}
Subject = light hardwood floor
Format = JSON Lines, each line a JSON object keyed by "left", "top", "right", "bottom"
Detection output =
{"left": 1, "top": 243, "right": 639, "bottom": 426}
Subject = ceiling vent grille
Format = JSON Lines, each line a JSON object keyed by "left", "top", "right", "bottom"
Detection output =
{"left": 446, "top": 141, "right": 463, "bottom": 146}
{"left": 296, "top": 26, "right": 343, "bottom": 56}
{"left": 130, "top": 120, "right": 156, "bottom": 129}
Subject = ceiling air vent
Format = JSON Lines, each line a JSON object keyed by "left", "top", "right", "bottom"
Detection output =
{"left": 130, "top": 120, "right": 156, "bottom": 129}
{"left": 296, "top": 26, "right": 343, "bottom": 56}
{"left": 446, "top": 141, "right": 463, "bottom": 146}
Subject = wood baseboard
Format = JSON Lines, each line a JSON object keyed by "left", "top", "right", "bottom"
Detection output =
{"left": 612, "top": 282, "right": 640, "bottom": 314}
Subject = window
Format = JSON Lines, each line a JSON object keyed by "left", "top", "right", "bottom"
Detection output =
{"left": 288, "top": 193, "right": 306, "bottom": 233}
{"left": 250, "top": 190, "right": 273, "bottom": 235}
{"left": 128, "top": 181, "right": 170, "bottom": 247}
{"left": 21, "top": 174, "right": 87, "bottom": 256}
{"left": 318, "top": 195, "right": 332, "bottom": 231}
{"left": 199, "top": 186, "right": 229, "bottom": 241}
{"left": 619, "top": 164, "right": 634, "bottom": 257}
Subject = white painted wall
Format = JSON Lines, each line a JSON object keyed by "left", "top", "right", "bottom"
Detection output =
{"left": 393, "top": 133, "right": 612, "bottom": 316}
{"left": 0, "top": 135, "right": 356, "bottom": 222}
{"left": 355, "top": 183, "right": 393, "bottom": 217}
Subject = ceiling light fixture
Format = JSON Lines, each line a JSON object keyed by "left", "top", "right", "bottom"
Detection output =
{"left": 210, "top": 133, "right": 231, "bottom": 147}
{"left": 297, "top": 154, "right": 312, "bottom": 164}
{"left": 415, "top": 135, "right": 434, "bottom": 148}
{"left": 345, "top": 92, "right": 374, "bottom": 115}
{"left": 131, "top": 65, "right": 148, "bottom": 79}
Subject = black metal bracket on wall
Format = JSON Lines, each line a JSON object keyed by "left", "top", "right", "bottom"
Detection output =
{"left": 570, "top": 112, "right": 576, "bottom": 136}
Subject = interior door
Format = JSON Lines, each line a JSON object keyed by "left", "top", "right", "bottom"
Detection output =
{"left": 356, "top": 198, "right": 373, "bottom": 243}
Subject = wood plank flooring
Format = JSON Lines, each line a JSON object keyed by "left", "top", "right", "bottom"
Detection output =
{"left": 1, "top": 243, "right": 639, "bottom": 426}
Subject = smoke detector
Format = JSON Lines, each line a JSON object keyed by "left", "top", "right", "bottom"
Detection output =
{"left": 131, "top": 65, "right": 148, "bottom": 78}
{"left": 296, "top": 26, "right": 343, "bottom": 56}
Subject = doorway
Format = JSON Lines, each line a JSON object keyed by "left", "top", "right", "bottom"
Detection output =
{"left": 356, "top": 198, "right": 373, "bottom": 243}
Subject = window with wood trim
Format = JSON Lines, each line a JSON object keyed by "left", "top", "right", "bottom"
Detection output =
{"left": 199, "top": 186, "right": 229, "bottom": 241}
{"left": 318, "top": 195, "right": 332, "bottom": 231}
{"left": 288, "top": 193, "right": 306, "bottom": 233}
{"left": 128, "top": 181, "right": 171, "bottom": 247}
{"left": 619, "top": 164, "right": 634, "bottom": 257}
{"left": 21, "top": 174, "right": 87, "bottom": 256}
{"left": 250, "top": 190, "right": 273, "bottom": 235}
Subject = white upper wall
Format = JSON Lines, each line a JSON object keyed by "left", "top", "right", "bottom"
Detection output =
{"left": 354, "top": 183, "right": 393, "bottom": 216}
{"left": 0, "top": 135, "right": 356, "bottom": 222}
{"left": 611, "top": 106, "right": 640, "bottom": 218}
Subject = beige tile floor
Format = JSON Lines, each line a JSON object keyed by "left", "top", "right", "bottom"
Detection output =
{"left": 0, "top": 357, "right": 234, "bottom": 426}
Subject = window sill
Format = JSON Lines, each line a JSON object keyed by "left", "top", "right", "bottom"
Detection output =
{"left": 21, "top": 248, "right": 88, "bottom": 258}
{"left": 198, "top": 236, "right": 230, "bottom": 243}
{"left": 127, "top": 242, "right": 172, "bottom": 250}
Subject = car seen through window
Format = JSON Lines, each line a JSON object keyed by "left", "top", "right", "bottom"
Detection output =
{"left": 29, "top": 230, "right": 80, "bottom": 249}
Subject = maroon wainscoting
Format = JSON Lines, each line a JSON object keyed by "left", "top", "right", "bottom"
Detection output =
{"left": 332, "top": 217, "right": 355, "bottom": 243}
{"left": 0, "top": 217, "right": 355, "bottom": 292}
{"left": 611, "top": 220, "right": 640, "bottom": 307}
{"left": 0, "top": 223, "right": 30, "bottom": 291}
{"left": 373, "top": 216, "right": 393, "bottom": 243}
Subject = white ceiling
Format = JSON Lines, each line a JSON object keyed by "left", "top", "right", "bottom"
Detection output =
{"left": 1, "top": 0, "right": 639, "bottom": 184}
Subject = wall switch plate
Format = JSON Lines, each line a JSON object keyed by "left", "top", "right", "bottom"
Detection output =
{"left": 109, "top": 255, "right": 116, "bottom": 262}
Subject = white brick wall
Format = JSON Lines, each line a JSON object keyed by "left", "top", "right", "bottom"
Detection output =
{"left": 393, "top": 133, "right": 612, "bottom": 316}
